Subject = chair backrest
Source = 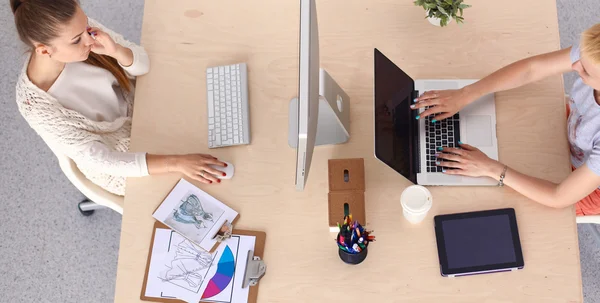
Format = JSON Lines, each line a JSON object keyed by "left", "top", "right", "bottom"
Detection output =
{"left": 576, "top": 215, "right": 600, "bottom": 225}
{"left": 53, "top": 150, "right": 124, "bottom": 214}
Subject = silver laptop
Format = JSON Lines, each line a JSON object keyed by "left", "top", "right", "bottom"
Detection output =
{"left": 374, "top": 49, "right": 498, "bottom": 186}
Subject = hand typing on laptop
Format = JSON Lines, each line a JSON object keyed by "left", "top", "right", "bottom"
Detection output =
{"left": 411, "top": 87, "right": 478, "bottom": 122}
{"left": 435, "top": 142, "right": 503, "bottom": 179}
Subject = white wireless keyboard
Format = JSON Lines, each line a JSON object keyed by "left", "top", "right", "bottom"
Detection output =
{"left": 206, "top": 63, "right": 250, "bottom": 148}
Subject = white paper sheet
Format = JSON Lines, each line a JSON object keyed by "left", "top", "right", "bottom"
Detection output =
{"left": 145, "top": 229, "right": 213, "bottom": 300}
{"left": 153, "top": 179, "right": 239, "bottom": 252}
{"left": 144, "top": 228, "right": 255, "bottom": 303}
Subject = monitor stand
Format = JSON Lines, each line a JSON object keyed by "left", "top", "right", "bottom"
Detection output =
{"left": 288, "top": 69, "right": 350, "bottom": 148}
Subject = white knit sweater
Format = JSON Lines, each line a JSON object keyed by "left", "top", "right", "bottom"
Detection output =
{"left": 15, "top": 19, "right": 150, "bottom": 196}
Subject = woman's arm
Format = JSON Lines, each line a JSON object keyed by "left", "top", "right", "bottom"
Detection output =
{"left": 111, "top": 45, "right": 134, "bottom": 67}
{"left": 415, "top": 48, "right": 575, "bottom": 120}
{"left": 68, "top": 141, "right": 228, "bottom": 184}
{"left": 88, "top": 18, "right": 150, "bottom": 76}
{"left": 70, "top": 141, "right": 148, "bottom": 177}
{"left": 484, "top": 161, "right": 600, "bottom": 208}
{"left": 146, "top": 154, "right": 228, "bottom": 184}
{"left": 438, "top": 143, "right": 600, "bottom": 209}
{"left": 465, "top": 48, "right": 575, "bottom": 101}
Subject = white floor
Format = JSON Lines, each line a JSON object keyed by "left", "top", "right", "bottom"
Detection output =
{"left": 0, "top": 0, "right": 598, "bottom": 302}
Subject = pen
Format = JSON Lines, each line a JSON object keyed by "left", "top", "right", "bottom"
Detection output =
{"left": 338, "top": 244, "right": 348, "bottom": 252}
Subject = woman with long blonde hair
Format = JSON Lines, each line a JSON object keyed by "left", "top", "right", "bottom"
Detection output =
{"left": 413, "top": 24, "right": 600, "bottom": 215}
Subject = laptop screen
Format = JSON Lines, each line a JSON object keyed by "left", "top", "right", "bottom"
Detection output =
{"left": 374, "top": 49, "right": 416, "bottom": 182}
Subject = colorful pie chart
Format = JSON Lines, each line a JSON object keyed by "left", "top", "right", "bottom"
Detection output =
{"left": 201, "top": 245, "right": 235, "bottom": 298}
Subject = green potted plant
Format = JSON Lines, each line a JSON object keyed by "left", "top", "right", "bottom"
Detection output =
{"left": 414, "top": 0, "right": 471, "bottom": 27}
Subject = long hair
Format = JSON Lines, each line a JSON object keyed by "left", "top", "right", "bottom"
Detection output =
{"left": 10, "top": 0, "right": 131, "bottom": 92}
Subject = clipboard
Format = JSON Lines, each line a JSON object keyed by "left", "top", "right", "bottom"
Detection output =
{"left": 140, "top": 222, "right": 266, "bottom": 303}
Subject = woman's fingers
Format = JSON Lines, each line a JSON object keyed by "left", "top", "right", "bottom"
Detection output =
{"left": 436, "top": 153, "right": 462, "bottom": 162}
{"left": 198, "top": 171, "right": 219, "bottom": 183}
{"left": 88, "top": 27, "right": 103, "bottom": 35}
{"left": 430, "top": 112, "right": 455, "bottom": 122}
{"left": 199, "top": 153, "right": 218, "bottom": 160}
{"left": 195, "top": 156, "right": 225, "bottom": 167}
{"left": 415, "top": 90, "right": 439, "bottom": 102}
{"left": 442, "top": 168, "right": 463, "bottom": 175}
{"left": 458, "top": 142, "right": 476, "bottom": 151}
{"left": 189, "top": 173, "right": 213, "bottom": 184}
{"left": 417, "top": 106, "right": 444, "bottom": 119}
{"left": 437, "top": 160, "right": 461, "bottom": 168}
{"left": 202, "top": 165, "right": 226, "bottom": 178}
{"left": 439, "top": 147, "right": 465, "bottom": 156}
{"left": 412, "top": 98, "right": 442, "bottom": 110}
{"left": 87, "top": 27, "right": 106, "bottom": 40}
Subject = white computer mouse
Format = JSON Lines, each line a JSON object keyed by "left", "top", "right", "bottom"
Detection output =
{"left": 209, "top": 161, "right": 234, "bottom": 179}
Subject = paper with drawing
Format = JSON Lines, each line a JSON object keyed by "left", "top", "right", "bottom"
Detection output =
{"left": 153, "top": 179, "right": 238, "bottom": 251}
{"left": 144, "top": 228, "right": 255, "bottom": 303}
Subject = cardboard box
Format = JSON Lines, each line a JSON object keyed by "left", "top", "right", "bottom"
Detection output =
{"left": 328, "top": 158, "right": 366, "bottom": 232}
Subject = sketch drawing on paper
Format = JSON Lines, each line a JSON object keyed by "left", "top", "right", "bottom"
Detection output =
{"left": 164, "top": 193, "right": 226, "bottom": 243}
{"left": 160, "top": 238, "right": 215, "bottom": 291}
{"left": 173, "top": 194, "right": 216, "bottom": 229}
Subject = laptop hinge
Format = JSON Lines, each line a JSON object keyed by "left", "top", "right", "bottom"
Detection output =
{"left": 412, "top": 90, "right": 420, "bottom": 176}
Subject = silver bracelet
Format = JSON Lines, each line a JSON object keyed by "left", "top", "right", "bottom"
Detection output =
{"left": 498, "top": 165, "right": 508, "bottom": 187}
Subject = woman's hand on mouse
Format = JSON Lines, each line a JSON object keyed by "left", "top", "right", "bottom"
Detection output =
{"left": 174, "top": 154, "right": 228, "bottom": 184}
{"left": 435, "top": 142, "right": 504, "bottom": 178}
{"left": 411, "top": 87, "right": 478, "bottom": 121}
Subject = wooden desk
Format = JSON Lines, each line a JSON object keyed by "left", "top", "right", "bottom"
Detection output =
{"left": 115, "top": 0, "right": 582, "bottom": 302}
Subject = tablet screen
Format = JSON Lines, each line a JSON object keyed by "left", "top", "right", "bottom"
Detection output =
{"left": 434, "top": 208, "right": 524, "bottom": 277}
{"left": 442, "top": 215, "right": 516, "bottom": 268}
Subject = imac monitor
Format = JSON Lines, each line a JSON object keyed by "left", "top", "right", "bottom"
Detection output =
{"left": 294, "top": 0, "right": 320, "bottom": 191}
{"left": 290, "top": 0, "right": 351, "bottom": 191}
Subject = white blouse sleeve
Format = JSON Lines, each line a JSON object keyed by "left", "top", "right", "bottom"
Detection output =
{"left": 88, "top": 18, "right": 150, "bottom": 77}
{"left": 71, "top": 141, "right": 149, "bottom": 177}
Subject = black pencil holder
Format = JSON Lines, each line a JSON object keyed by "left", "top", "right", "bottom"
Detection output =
{"left": 337, "top": 234, "right": 368, "bottom": 265}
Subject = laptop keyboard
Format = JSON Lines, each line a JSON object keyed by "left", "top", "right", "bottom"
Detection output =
{"left": 424, "top": 112, "right": 460, "bottom": 173}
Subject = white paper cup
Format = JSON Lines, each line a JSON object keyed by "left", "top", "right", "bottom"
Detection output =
{"left": 400, "top": 185, "right": 433, "bottom": 224}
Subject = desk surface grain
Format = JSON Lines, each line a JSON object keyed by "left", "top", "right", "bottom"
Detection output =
{"left": 114, "top": 1, "right": 582, "bottom": 302}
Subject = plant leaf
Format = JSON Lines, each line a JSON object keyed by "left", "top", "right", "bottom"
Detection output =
{"left": 441, "top": 15, "right": 449, "bottom": 27}
{"left": 458, "top": 4, "right": 471, "bottom": 9}
{"left": 438, "top": 6, "right": 448, "bottom": 16}
{"left": 459, "top": 8, "right": 463, "bottom": 16}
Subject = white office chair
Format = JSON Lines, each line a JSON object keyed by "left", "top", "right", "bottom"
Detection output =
{"left": 577, "top": 216, "right": 600, "bottom": 244}
{"left": 54, "top": 151, "right": 124, "bottom": 215}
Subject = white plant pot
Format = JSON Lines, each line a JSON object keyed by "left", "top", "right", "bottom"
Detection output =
{"left": 426, "top": 11, "right": 452, "bottom": 27}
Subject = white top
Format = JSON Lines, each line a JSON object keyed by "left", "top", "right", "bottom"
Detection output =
{"left": 47, "top": 61, "right": 148, "bottom": 177}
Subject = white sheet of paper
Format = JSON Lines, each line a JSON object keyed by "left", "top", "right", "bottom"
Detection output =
{"left": 144, "top": 228, "right": 256, "bottom": 303}
{"left": 153, "top": 179, "right": 239, "bottom": 252}
{"left": 145, "top": 229, "right": 214, "bottom": 301}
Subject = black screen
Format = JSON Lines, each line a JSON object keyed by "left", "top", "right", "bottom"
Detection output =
{"left": 374, "top": 49, "right": 416, "bottom": 182}
{"left": 441, "top": 215, "right": 517, "bottom": 269}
